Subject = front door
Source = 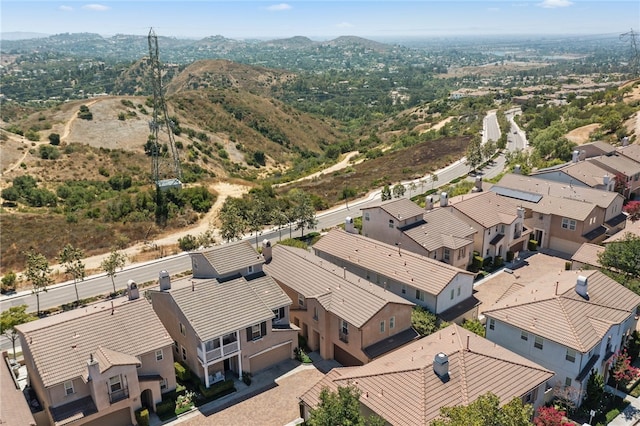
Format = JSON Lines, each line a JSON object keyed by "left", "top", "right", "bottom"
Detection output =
{"left": 534, "top": 229, "right": 544, "bottom": 248}
{"left": 141, "top": 389, "right": 154, "bottom": 412}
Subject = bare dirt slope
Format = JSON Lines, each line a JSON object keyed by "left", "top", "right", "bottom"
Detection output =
{"left": 565, "top": 123, "right": 601, "bottom": 145}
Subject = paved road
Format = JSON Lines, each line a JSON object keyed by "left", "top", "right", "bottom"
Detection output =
{"left": 0, "top": 110, "right": 520, "bottom": 319}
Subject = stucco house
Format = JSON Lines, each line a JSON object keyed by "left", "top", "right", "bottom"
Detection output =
{"left": 483, "top": 269, "right": 640, "bottom": 405}
{"left": 263, "top": 244, "right": 417, "bottom": 367}
{"left": 360, "top": 197, "right": 476, "bottom": 270}
{"left": 299, "top": 323, "right": 554, "bottom": 425}
{"left": 16, "top": 291, "right": 176, "bottom": 426}
{"left": 312, "top": 229, "right": 477, "bottom": 323}
{"left": 148, "top": 241, "right": 297, "bottom": 389}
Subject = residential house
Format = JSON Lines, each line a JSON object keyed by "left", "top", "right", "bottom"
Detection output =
{"left": 573, "top": 141, "right": 617, "bottom": 159}
{"left": 263, "top": 244, "right": 417, "bottom": 367}
{"left": 483, "top": 269, "right": 640, "bottom": 405}
{"left": 360, "top": 197, "right": 476, "bottom": 269}
{"left": 1, "top": 351, "right": 37, "bottom": 426}
{"left": 149, "top": 240, "right": 297, "bottom": 388}
{"left": 617, "top": 143, "right": 640, "bottom": 167}
{"left": 589, "top": 152, "right": 640, "bottom": 199}
{"left": 494, "top": 174, "right": 626, "bottom": 254}
{"left": 16, "top": 290, "right": 176, "bottom": 426}
{"left": 530, "top": 160, "right": 615, "bottom": 192}
{"left": 299, "top": 323, "right": 554, "bottom": 425}
{"left": 312, "top": 229, "right": 477, "bottom": 323}
{"left": 447, "top": 191, "right": 531, "bottom": 261}
{"left": 570, "top": 243, "right": 604, "bottom": 270}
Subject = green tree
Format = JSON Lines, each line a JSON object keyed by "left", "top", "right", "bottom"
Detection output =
{"left": 178, "top": 234, "right": 198, "bottom": 251}
{"left": 0, "top": 305, "right": 36, "bottom": 359}
{"left": 218, "top": 198, "right": 247, "bottom": 242}
{"left": 392, "top": 183, "right": 406, "bottom": 199}
{"left": 408, "top": 182, "right": 417, "bottom": 198}
{"left": 431, "top": 392, "right": 533, "bottom": 426}
{"left": 48, "top": 133, "right": 61, "bottom": 145}
{"left": 1, "top": 271, "right": 17, "bottom": 293}
{"left": 381, "top": 184, "right": 392, "bottom": 201}
{"left": 290, "top": 190, "right": 317, "bottom": 237}
{"left": 412, "top": 306, "right": 445, "bottom": 336}
{"left": 583, "top": 369, "right": 604, "bottom": 411}
{"left": 307, "top": 385, "right": 385, "bottom": 426}
{"left": 466, "top": 136, "right": 483, "bottom": 173}
{"left": 431, "top": 172, "right": 439, "bottom": 190}
{"left": 461, "top": 318, "right": 486, "bottom": 337}
{"left": 100, "top": 249, "right": 127, "bottom": 295}
{"left": 247, "top": 200, "right": 268, "bottom": 249}
{"left": 24, "top": 250, "right": 53, "bottom": 315}
{"left": 597, "top": 233, "right": 640, "bottom": 283}
{"left": 59, "top": 244, "right": 86, "bottom": 304}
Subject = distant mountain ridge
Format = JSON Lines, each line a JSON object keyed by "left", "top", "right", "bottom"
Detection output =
{"left": 1, "top": 31, "right": 50, "bottom": 41}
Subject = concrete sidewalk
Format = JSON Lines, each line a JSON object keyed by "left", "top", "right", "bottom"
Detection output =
{"left": 605, "top": 385, "right": 640, "bottom": 426}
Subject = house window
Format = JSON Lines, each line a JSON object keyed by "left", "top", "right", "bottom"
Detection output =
{"left": 181, "top": 346, "right": 187, "bottom": 361}
{"left": 179, "top": 322, "right": 186, "bottom": 336}
{"left": 365, "top": 212, "right": 370, "bottom": 221}
{"left": 521, "top": 331, "right": 528, "bottom": 341}
{"left": 565, "top": 377, "right": 572, "bottom": 388}
{"left": 561, "top": 217, "right": 576, "bottom": 231}
{"left": 443, "top": 248, "right": 450, "bottom": 262}
{"left": 313, "top": 306, "right": 319, "bottom": 320}
{"left": 298, "top": 293, "right": 305, "bottom": 307}
{"left": 273, "top": 307, "right": 285, "bottom": 322}
{"left": 64, "top": 380, "right": 75, "bottom": 396}
{"left": 500, "top": 225, "right": 505, "bottom": 234}
{"left": 380, "top": 320, "right": 385, "bottom": 333}
{"left": 341, "top": 319, "right": 349, "bottom": 335}
{"left": 252, "top": 324, "right": 261, "bottom": 340}
{"left": 389, "top": 219, "right": 394, "bottom": 228}
{"left": 458, "top": 247, "right": 466, "bottom": 260}
{"left": 415, "top": 289, "right": 424, "bottom": 302}
{"left": 248, "top": 265, "right": 254, "bottom": 274}
{"left": 489, "top": 319, "right": 495, "bottom": 330}
{"left": 173, "top": 340, "right": 179, "bottom": 352}
{"left": 457, "top": 286, "right": 461, "bottom": 296}
{"left": 401, "top": 284, "right": 406, "bottom": 294}
{"left": 566, "top": 349, "right": 576, "bottom": 363}
{"left": 390, "top": 316, "right": 395, "bottom": 329}
{"left": 109, "top": 375, "right": 122, "bottom": 393}
{"left": 486, "top": 249, "right": 490, "bottom": 256}
{"left": 534, "top": 336, "right": 544, "bottom": 350}
{"left": 160, "top": 378, "right": 168, "bottom": 391}
{"left": 156, "top": 349, "right": 163, "bottom": 361}
{"left": 450, "top": 289, "right": 454, "bottom": 300}
{"left": 247, "top": 322, "right": 267, "bottom": 341}
{"left": 205, "top": 338, "right": 220, "bottom": 352}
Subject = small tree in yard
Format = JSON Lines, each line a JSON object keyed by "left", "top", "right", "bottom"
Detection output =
{"left": 381, "top": 184, "right": 392, "bottom": 201}
{"left": 411, "top": 306, "right": 446, "bottom": 337}
{"left": 392, "top": 183, "right": 406, "bottom": 198}
{"left": 534, "top": 406, "right": 572, "bottom": 426}
{"left": 0, "top": 305, "right": 36, "bottom": 359}
{"left": 583, "top": 369, "right": 605, "bottom": 412}
{"left": 24, "top": 250, "right": 53, "bottom": 315}
{"left": 307, "top": 385, "right": 385, "bottom": 426}
{"left": 461, "top": 318, "right": 485, "bottom": 337}
{"left": 624, "top": 201, "right": 640, "bottom": 222}
{"left": 59, "top": 244, "right": 86, "bottom": 304}
{"left": 101, "top": 249, "right": 127, "bottom": 295}
{"left": 610, "top": 348, "right": 639, "bottom": 389}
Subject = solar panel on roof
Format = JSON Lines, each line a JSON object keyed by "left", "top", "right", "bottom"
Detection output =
{"left": 490, "top": 186, "right": 543, "bottom": 203}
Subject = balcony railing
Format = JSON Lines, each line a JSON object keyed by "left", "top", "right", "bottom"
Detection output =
{"left": 109, "top": 387, "right": 129, "bottom": 404}
{"left": 197, "top": 340, "right": 239, "bottom": 363}
{"left": 339, "top": 331, "right": 349, "bottom": 343}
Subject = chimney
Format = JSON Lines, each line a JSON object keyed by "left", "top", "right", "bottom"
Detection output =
{"left": 345, "top": 216, "right": 356, "bottom": 234}
{"left": 433, "top": 352, "right": 449, "bottom": 380}
{"left": 159, "top": 270, "right": 171, "bottom": 291}
{"left": 440, "top": 192, "right": 448, "bottom": 207}
{"left": 425, "top": 195, "right": 434, "bottom": 210}
{"left": 472, "top": 176, "right": 482, "bottom": 193}
{"left": 572, "top": 150, "right": 580, "bottom": 163}
{"left": 87, "top": 353, "right": 99, "bottom": 381}
{"left": 262, "top": 240, "right": 272, "bottom": 262}
{"left": 603, "top": 174, "right": 612, "bottom": 191}
{"left": 516, "top": 206, "right": 525, "bottom": 219}
{"left": 576, "top": 275, "right": 589, "bottom": 299}
{"left": 127, "top": 280, "right": 139, "bottom": 300}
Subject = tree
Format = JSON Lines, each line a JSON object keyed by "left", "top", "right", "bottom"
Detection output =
{"left": 583, "top": 369, "right": 604, "bottom": 411}
{"left": 431, "top": 392, "right": 533, "bottom": 426}
{"left": 466, "top": 136, "right": 483, "bottom": 173}
{"left": 24, "top": 250, "right": 53, "bottom": 315}
{"left": 59, "top": 244, "right": 86, "bottom": 304}
{"left": 610, "top": 348, "right": 639, "bottom": 389}
{"left": 290, "top": 190, "right": 317, "bottom": 237}
{"left": 48, "top": 133, "right": 60, "bottom": 145}
{"left": 534, "top": 406, "right": 571, "bottom": 426}
{"left": 218, "top": 198, "right": 247, "bottom": 242}
{"left": 247, "top": 200, "right": 267, "bottom": 249}
{"left": 381, "top": 184, "right": 392, "bottom": 201}
{"left": 597, "top": 233, "right": 640, "bottom": 283}
{"left": 101, "top": 249, "right": 127, "bottom": 295}
{"left": 178, "top": 234, "right": 198, "bottom": 251}
{"left": 627, "top": 330, "right": 640, "bottom": 362}
{"left": 392, "top": 183, "right": 406, "bottom": 199}
{"left": 0, "top": 305, "right": 36, "bottom": 359}
{"left": 307, "top": 385, "right": 385, "bottom": 426}
{"left": 411, "top": 306, "right": 445, "bottom": 336}
{"left": 408, "top": 182, "right": 417, "bottom": 198}
{"left": 1, "top": 271, "right": 17, "bottom": 293}
{"left": 461, "top": 318, "right": 485, "bottom": 337}
{"left": 624, "top": 201, "right": 640, "bottom": 222}
{"left": 431, "top": 172, "right": 439, "bottom": 190}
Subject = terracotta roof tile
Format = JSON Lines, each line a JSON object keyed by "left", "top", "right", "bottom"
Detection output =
{"left": 403, "top": 208, "right": 476, "bottom": 251}
{"left": 363, "top": 198, "right": 425, "bottom": 221}
{"left": 448, "top": 191, "right": 520, "bottom": 228}
{"left": 618, "top": 144, "right": 640, "bottom": 163}
{"left": 0, "top": 354, "right": 36, "bottom": 426}
{"left": 200, "top": 240, "right": 264, "bottom": 276}
{"left": 571, "top": 243, "right": 604, "bottom": 268}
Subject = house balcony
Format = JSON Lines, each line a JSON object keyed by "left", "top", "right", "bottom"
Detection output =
{"left": 109, "top": 387, "right": 129, "bottom": 404}
{"left": 197, "top": 340, "right": 239, "bottom": 364}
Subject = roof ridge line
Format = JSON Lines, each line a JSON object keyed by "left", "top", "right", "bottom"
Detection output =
{"left": 557, "top": 297, "right": 584, "bottom": 352}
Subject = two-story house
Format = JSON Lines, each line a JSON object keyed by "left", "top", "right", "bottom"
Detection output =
{"left": 447, "top": 191, "right": 531, "bottom": 261}
{"left": 299, "top": 323, "right": 554, "bottom": 425}
{"left": 360, "top": 197, "right": 476, "bottom": 269}
{"left": 494, "top": 174, "right": 626, "bottom": 254}
{"left": 531, "top": 160, "right": 616, "bottom": 192}
{"left": 590, "top": 152, "right": 640, "bottom": 200}
{"left": 149, "top": 240, "right": 297, "bottom": 388}
{"left": 16, "top": 288, "right": 176, "bottom": 426}
{"left": 263, "top": 243, "right": 417, "bottom": 367}
{"left": 483, "top": 269, "right": 640, "bottom": 405}
{"left": 312, "top": 229, "right": 477, "bottom": 323}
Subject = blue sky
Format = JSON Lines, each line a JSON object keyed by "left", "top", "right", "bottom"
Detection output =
{"left": 1, "top": 1, "right": 638, "bottom": 40}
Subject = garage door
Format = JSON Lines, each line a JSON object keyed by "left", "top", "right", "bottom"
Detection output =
{"left": 85, "top": 407, "right": 131, "bottom": 426}
{"left": 333, "top": 345, "right": 363, "bottom": 367}
{"left": 548, "top": 237, "right": 580, "bottom": 255}
{"left": 249, "top": 342, "right": 292, "bottom": 373}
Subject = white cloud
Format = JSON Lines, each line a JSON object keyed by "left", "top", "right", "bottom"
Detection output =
{"left": 336, "top": 22, "right": 354, "bottom": 28}
{"left": 81, "top": 4, "right": 110, "bottom": 12}
{"left": 538, "top": 0, "right": 574, "bottom": 8}
{"left": 59, "top": 5, "right": 73, "bottom": 12}
{"left": 266, "top": 3, "right": 292, "bottom": 12}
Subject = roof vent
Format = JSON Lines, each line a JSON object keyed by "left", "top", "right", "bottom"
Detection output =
{"left": 159, "top": 270, "right": 171, "bottom": 291}
{"left": 425, "top": 195, "right": 434, "bottom": 211}
{"left": 433, "top": 352, "right": 449, "bottom": 380}
{"left": 576, "top": 275, "right": 589, "bottom": 299}
{"left": 440, "top": 192, "right": 448, "bottom": 207}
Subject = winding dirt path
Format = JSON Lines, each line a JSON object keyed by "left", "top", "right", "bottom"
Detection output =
{"left": 275, "top": 151, "right": 360, "bottom": 187}
{"left": 60, "top": 98, "right": 100, "bottom": 142}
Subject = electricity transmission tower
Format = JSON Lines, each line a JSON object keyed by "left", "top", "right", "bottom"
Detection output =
{"left": 148, "top": 27, "right": 182, "bottom": 225}
{"left": 620, "top": 29, "right": 640, "bottom": 78}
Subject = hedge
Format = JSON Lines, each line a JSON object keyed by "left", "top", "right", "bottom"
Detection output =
{"left": 175, "top": 362, "right": 191, "bottom": 382}
{"left": 135, "top": 408, "right": 149, "bottom": 426}
{"left": 155, "top": 399, "right": 176, "bottom": 418}
{"left": 198, "top": 378, "right": 235, "bottom": 400}
{"left": 528, "top": 239, "right": 538, "bottom": 251}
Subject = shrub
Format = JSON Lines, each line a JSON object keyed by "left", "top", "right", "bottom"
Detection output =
{"left": 198, "top": 379, "right": 235, "bottom": 400}
{"left": 472, "top": 255, "right": 484, "bottom": 271}
{"left": 506, "top": 251, "right": 514, "bottom": 262}
{"left": 155, "top": 399, "right": 176, "bottom": 418}
{"left": 48, "top": 133, "right": 60, "bottom": 145}
{"left": 38, "top": 145, "right": 60, "bottom": 160}
{"left": 175, "top": 362, "right": 191, "bottom": 382}
{"left": 135, "top": 408, "right": 149, "bottom": 426}
{"left": 242, "top": 371, "right": 252, "bottom": 385}
{"left": 494, "top": 256, "right": 503, "bottom": 268}
{"left": 565, "top": 261, "right": 572, "bottom": 270}
{"left": 528, "top": 239, "right": 538, "bottom": 251}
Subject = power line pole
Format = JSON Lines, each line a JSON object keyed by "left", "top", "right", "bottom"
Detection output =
{"left": 620, "top": 29, "right": 640, "bottom": 78}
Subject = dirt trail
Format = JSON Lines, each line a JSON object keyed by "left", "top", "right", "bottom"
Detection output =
{"left": 275, "top": 151, "right": 359, "bottom": 188}
{"left": 61, "top": 98, "right": 99, "bottom": 141}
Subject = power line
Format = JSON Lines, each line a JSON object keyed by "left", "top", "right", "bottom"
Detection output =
{"left": 620, "top": 28, "right": 639, "bottom": 77}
